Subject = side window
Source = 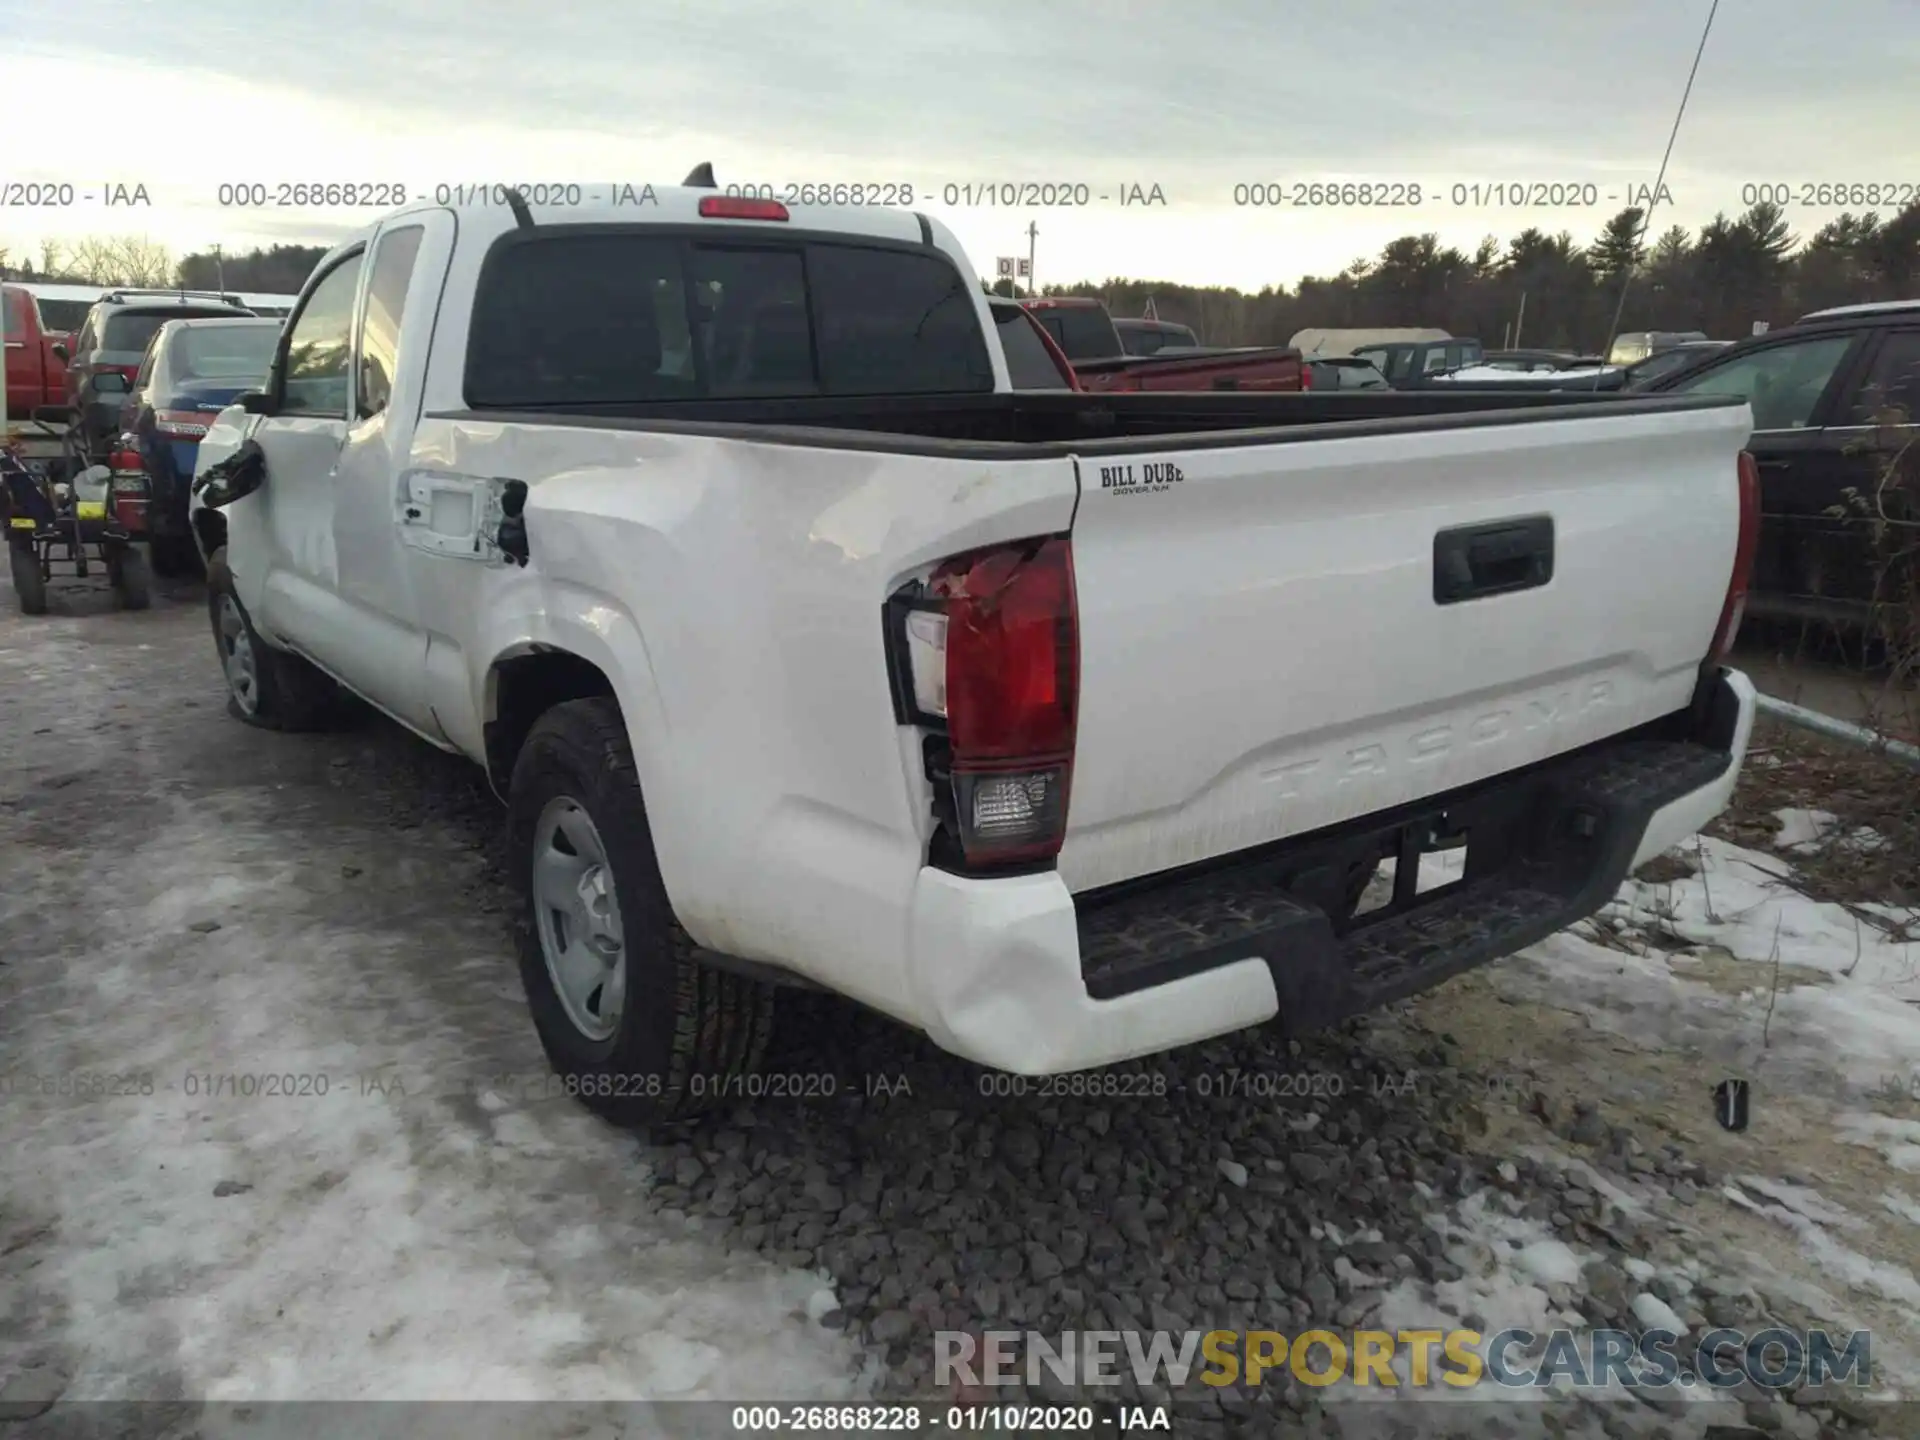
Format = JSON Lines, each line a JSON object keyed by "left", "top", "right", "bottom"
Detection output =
{"left": 75, "top": 317, "right": 96, "bottom": 355}
{"left": 280, "top": 254, "right": 365, "bottom": 417}
{"left": 1847, "top": 331, "right": 1920, "bottom": 425}
{"left": 1423, "top": 347, "right": 1451, "bottom": 374}
{"left": 356, "top": 224, "right": 425, "bottom": 419}
{"left": 1672, "top": 335, "right": 1857, "bottom": 431}
{"left": 2, "top": 289, "right": 20, "bottom": 337}
{"left": 134, "top": 336, "right": 160, "bottom": 390}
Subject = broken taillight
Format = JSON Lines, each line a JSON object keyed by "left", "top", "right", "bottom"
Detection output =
{"left": 889, "top": 535, "right": 1079, "bottom": 867}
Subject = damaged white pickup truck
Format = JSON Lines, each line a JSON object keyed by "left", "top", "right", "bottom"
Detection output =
{"left": 189, "top": 184, "right": 1760, "bottom": 1122}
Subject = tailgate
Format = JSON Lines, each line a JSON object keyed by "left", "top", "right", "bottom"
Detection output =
{"left": 1058, "top": 398, "right": 1752, "bottom": 893}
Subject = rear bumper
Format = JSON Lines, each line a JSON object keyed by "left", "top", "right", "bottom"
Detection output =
{"left": 905, "top": 667, "right": 1755, "bottom": 1074}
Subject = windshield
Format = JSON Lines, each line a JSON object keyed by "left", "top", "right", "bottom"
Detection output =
{"left": 175, "top": 325, "right": 279, "bottom": 380}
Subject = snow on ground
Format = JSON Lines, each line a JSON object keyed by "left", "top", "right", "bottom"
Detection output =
{"left": 1771, "top": 806, "right": 1889, "bottom": 855}
{"left": 1378, "top": 814, "right": 1920, "bottom": 1413}
{"left": 1593, "top": 833, "right": 1920, "bottom": 1095}
{"left": 0, "top": 610, "right": 869, "bottom": 1417}
{"left": 3, "top": 795, "right": 867, "bottom": 1405}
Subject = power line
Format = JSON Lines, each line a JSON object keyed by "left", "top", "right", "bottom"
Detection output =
{"left": 1597, "top": 0, "right": 1722, "bottom": 374}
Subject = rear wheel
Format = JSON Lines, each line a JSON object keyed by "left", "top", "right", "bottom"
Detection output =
{"left": 9, "top": 539, "right": 47, "bottom": 615}
{"left": 205, "top": 546, "right": 340, "bottom": 729}
{"left": 108, "top": 542, "right": 151, "bottom": 610}
{"left": 507, "top": 697, "right": 775, "bottom": 1124}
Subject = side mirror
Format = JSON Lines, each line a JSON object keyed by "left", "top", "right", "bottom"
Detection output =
{"left": 238, "top": 390, "right": 273, "bottom": 415}
{"left": 92, "top": 371, "right": 129, "bottom": 395}
{"left": 51, "top": 343, "right": 68, "bottom": 362}
{"left": 195, "top": 438, "right": 267, "bottom": 509}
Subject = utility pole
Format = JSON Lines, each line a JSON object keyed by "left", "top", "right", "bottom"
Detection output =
{"left": 213, "top": 244, "right": 225, "bottom": 293}
{"left": 1026, "top": 221, "right": 1038, "bottom": 298}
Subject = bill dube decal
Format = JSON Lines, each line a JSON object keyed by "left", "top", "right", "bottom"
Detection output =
{"left": 1098, "top": 460, "right": 1185, "bottom": 496}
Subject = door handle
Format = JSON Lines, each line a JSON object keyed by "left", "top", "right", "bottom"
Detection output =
{"left": 1433, "top": 515, "right": 1554, "bottom": 604}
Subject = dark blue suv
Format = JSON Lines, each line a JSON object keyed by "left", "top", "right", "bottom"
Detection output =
{"left": 119, "top": 316, "right": 281, "bottom": 575}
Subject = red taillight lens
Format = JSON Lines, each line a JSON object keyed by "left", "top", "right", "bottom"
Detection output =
{"left": 107, "top": 458, "right": 149, "bottom": 531}
{"left": 698, "top": 196, "right": 790, "bottom": 222}
{"left": 1708, "top": 450, "right": 1761, "bottom": 665}
{"left": 898, "top": 535, "right": 1079, "bottom": 866}
{"left": 155, "top": 410, "right": 211, "bottom": 439}
{"left": 1299, "top": 363, "right": 1314, "bottom": 390}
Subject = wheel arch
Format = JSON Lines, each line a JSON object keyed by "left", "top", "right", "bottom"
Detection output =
{"left": 483, "top": 645, "right": 622, "bottom": 795}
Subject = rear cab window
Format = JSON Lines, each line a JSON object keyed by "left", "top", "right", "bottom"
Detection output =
{"left": 1035, "top": 306, "right": 1122, "bottom": 363}
{"left": 464, "top": 229, "right": 993, "bottom": 406}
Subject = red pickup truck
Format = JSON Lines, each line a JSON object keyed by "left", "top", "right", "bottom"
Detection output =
{"left": 3, "top": 283, "right": 72, "bottom": 421}
{"left": 1020, "top": 296, "right": 1304, "bottom": 392}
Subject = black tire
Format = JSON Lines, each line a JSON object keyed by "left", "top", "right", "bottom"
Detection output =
{"left": 150, "top": 534, "right": 203, "bottom": 579}
{"left": 204, "top": 546, "right": 340, "bottom": 730}
{"left": 507, "top": 697, "right": 774, "bottom": 1124}
{"left": 9, "top": 539, "right": 47, "bottom": 616}
{"left": 109, "top": 543, "right": 151, "bottom": 610}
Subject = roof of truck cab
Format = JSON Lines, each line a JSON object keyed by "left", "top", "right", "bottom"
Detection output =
{"left": 356, "top": 185, "right": 934, "bottom": 250}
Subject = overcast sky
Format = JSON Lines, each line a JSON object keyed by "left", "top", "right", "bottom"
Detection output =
{"left": 2, "top": 0, "right": 1915, "bottom": 291}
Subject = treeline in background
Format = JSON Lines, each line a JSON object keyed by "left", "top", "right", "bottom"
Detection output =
{"left": 0, "top": 238, "right": 328, "bottom": 295}
{"left": 990, "top": 200, "right": 1920, "bottom": 351}
{"left": 5, "top": 198, "right": 1918, "bottom": 351}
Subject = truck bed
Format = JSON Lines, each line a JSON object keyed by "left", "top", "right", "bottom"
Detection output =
{"left": 433, "top": 386, "right": 1733, "bottom": 453}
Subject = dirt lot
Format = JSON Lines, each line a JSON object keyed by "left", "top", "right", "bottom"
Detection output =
{"left": 3, "top": 572, "right": 1916, "bottom": 1439}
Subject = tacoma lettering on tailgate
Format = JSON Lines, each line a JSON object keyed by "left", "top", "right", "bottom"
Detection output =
{"left": 1259, "top": 680, "right": 1617, "bottom": 799}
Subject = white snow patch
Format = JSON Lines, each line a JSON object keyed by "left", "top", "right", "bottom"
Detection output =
{"left": 4, "top": 801, "right": 865, "bottom": 1405}
{"left": 1513, "top": 1240, "right": 1582, "bottom": 1287}
{"left": 1774, "top": 807, "right": 1838, "bottom": 851}
{"left": 1774, "top": 806, "right": 1890, "bottom": 855}
{"left": 1883, "top": 1191, "right": 1920, "bottom": 1226}
{"left": 1735, "top": 1175, "right": 1867, "bottom": 1230}
{"left": 1838, "top": 1112, "right": 1920, "bottom": 1173}
{"left": 1630, "top": 1293, "right": 1686, "bottom": 1334}
{"left": 1725, "top": 1179, "right": 1920, "bottom": 1309}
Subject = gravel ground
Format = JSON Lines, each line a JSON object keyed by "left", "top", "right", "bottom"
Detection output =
{"left": 2, "top": 574, "right": 1910, "bottom": 1439}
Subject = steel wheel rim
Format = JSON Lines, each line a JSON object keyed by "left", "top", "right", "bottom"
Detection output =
{"left": 531, "top": 795, "right": 627, "bottom": 1042}
{"left": 217, "top": 595, "right": 260, "bottom": 715}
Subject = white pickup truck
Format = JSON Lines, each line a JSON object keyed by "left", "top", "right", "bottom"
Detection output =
{"left": 189, "top": 185, "right": 1760, "bottom": 1122}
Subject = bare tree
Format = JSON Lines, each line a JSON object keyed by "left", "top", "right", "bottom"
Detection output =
{"left": 113, "top": 235, "right": 176, "bottom": 287}
{"left": 41, "top": 233, "right": 177, "bottom": 286}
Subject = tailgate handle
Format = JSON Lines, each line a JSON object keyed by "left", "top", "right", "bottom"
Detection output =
{"left": 1433, "top": 516, "right": 1554, "bottom": 604}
